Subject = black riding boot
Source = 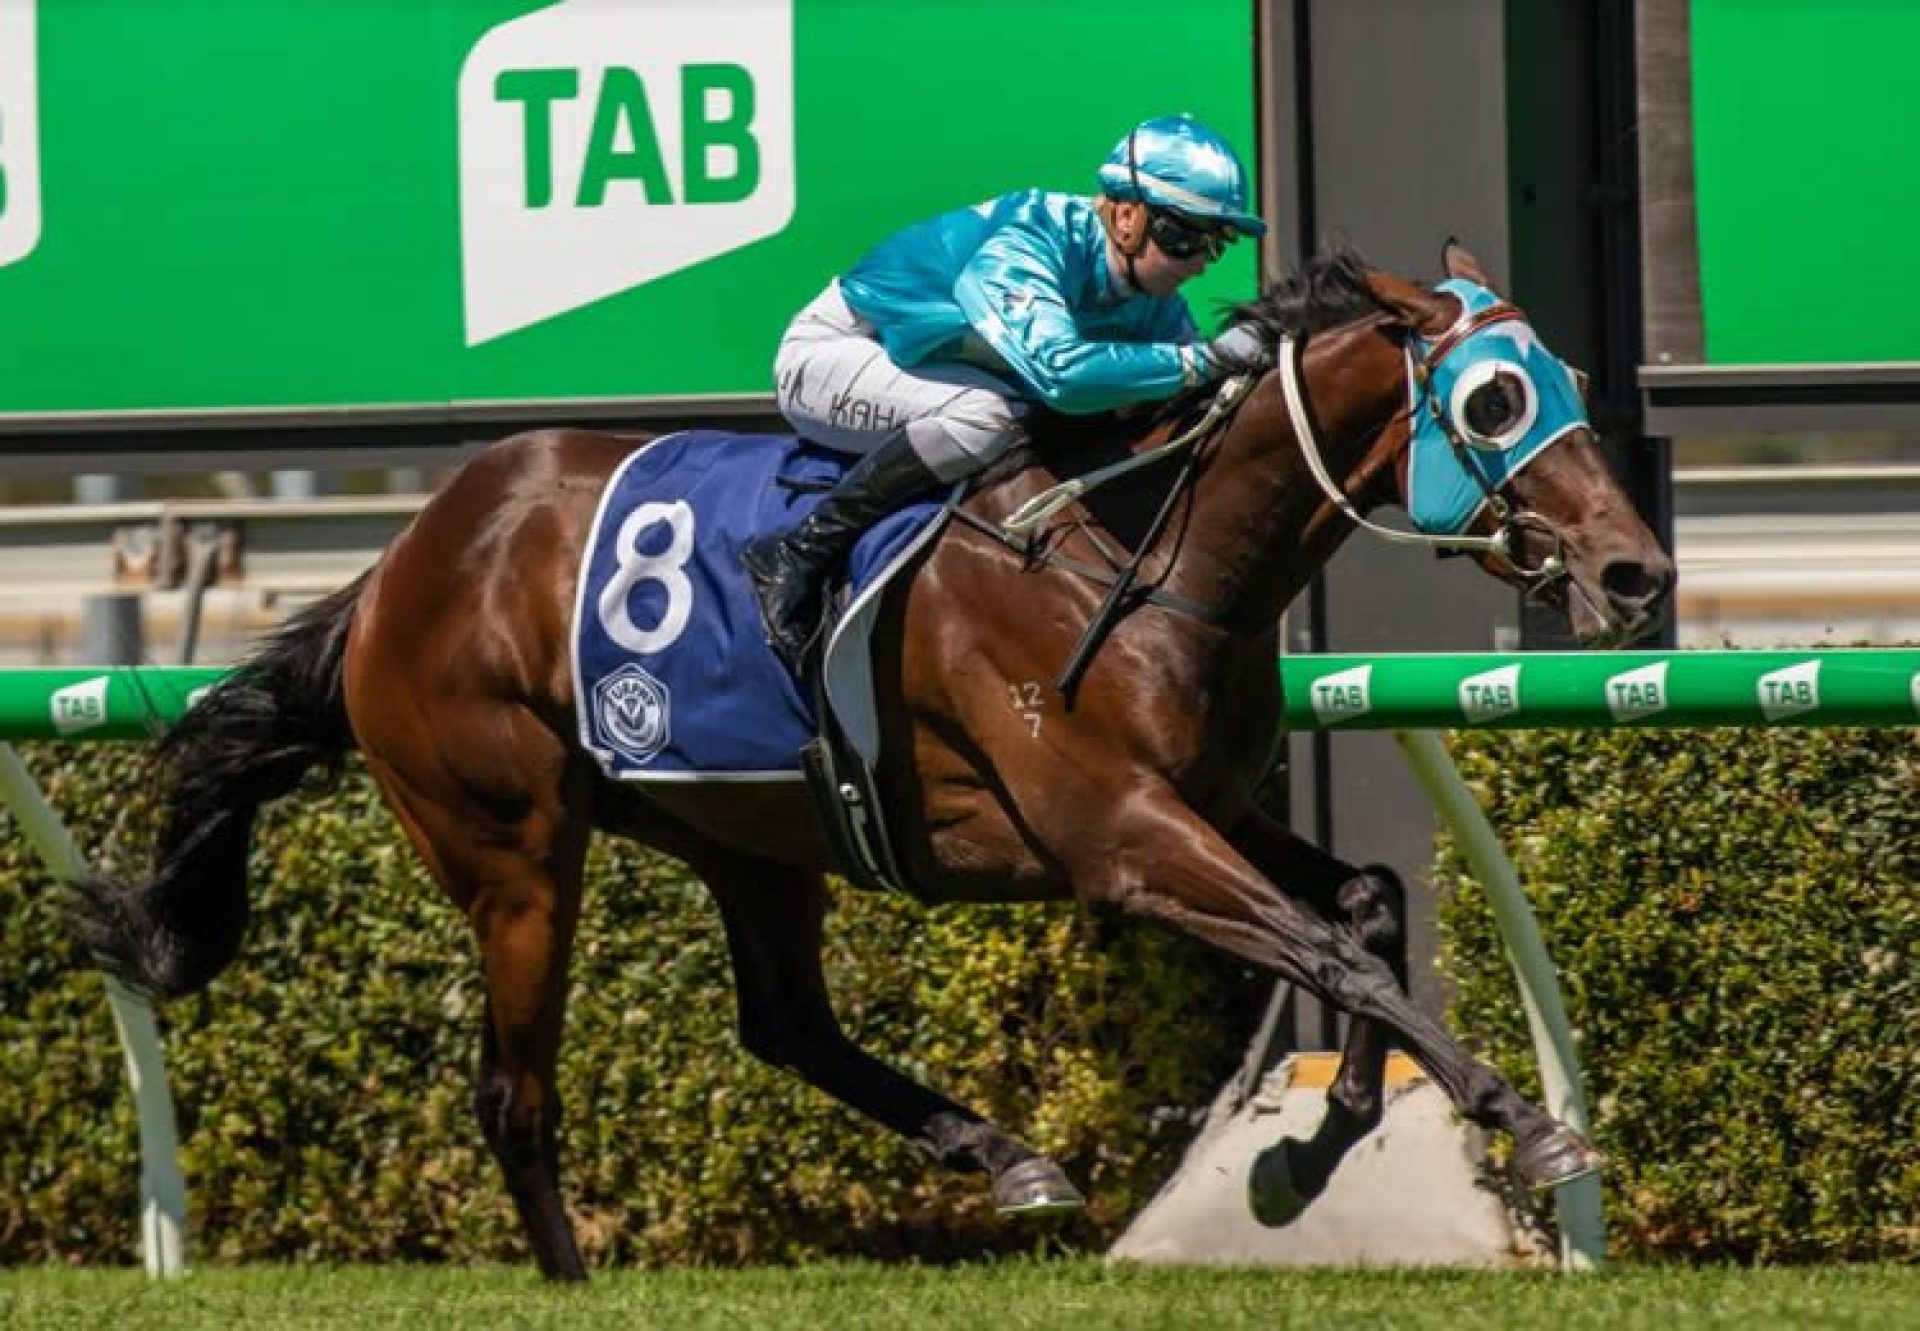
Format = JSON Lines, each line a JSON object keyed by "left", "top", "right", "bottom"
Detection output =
{"left": 742, "top": 431, "right": 942, "bottom": 671}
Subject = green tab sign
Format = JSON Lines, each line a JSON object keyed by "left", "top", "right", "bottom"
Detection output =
{"left": 0, "top": 0, "right": 1255, "bottom": 418}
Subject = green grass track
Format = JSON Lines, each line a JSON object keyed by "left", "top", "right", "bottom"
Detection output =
{"left": 2, "top": 1260, "right": 1916, "bottom": 1330}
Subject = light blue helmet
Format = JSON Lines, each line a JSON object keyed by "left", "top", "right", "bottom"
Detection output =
{"left": 1097, "top": 114, "right": 1267, "bottom": 238}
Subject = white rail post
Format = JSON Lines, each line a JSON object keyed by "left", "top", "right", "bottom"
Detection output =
{"left": 1394, "top": 728, "right": 1605, "bottom": 1271}
{"left": 0, "top": 742, "right": 188, "bottom": 1276}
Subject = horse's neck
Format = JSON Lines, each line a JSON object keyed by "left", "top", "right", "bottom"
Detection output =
{"left": 1172, "top": 326, "right": 1407, "bottom": 623}
{"left": 961, "top": 327, "right": 1404, "bottom": 624}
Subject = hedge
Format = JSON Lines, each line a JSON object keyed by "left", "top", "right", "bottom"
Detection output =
{"left": 0, "top": 744, "right": 1263, "bottom": 1267}
{"left": 1436, "top": 723, "right": 1918, "bottom": 1263}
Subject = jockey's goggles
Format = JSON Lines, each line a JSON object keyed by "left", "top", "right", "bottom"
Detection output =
{"left": 1147, "top": 208, "right": 1234, "bottom": 263}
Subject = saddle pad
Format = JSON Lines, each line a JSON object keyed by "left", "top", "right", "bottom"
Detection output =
{"left": 571, "top": 430, "right": 938, "bottom": 780}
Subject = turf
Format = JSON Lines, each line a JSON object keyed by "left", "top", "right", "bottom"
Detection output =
{"left": 3, "top": 1259, "right": 1916, "bottom": 1330}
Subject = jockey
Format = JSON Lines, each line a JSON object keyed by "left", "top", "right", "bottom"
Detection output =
{"left": 742, "top": 113, "right": 1273, "bottom": 670}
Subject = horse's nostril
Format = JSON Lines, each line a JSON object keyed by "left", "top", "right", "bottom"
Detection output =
{"left": 1601, "top": 559, "right": 1672, "bottom": 610}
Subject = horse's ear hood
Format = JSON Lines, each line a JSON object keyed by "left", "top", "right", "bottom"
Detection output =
{"left": 1441, "top": 239, "right": 1505, "bottom": 298}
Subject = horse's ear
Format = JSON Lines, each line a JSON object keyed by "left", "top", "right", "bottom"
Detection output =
{"left": 1441, "top": 238, "right": 1505, "bottom": 296}
{"left": 1365, "top": 267, "right": 1454, "bottom": 337}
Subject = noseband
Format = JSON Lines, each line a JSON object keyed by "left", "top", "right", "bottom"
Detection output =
{"left": 1278, "top": 311, "right": 1571, "bottom": 600}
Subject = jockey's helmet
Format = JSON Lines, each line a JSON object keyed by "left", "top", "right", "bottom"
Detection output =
{"left": 1096, "top": 114, "right": 1267, "bottom": 239}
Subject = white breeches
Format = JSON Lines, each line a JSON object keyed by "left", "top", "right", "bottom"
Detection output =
{"left": 773, "top": 281, "right": 1028, "bottom": 482}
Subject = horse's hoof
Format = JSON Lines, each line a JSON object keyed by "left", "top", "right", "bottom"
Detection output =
{"left": 992, "top": 1157, "right": 1085, "bottom": 1217}
{"left": 1247, "top": 1140, "right": 1313, "bottom": 1228}
{"left": 1514, "top": 1123, "right": 1604, "bottom": 1192}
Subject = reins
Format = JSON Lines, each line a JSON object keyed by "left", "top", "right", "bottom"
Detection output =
{"left": 956, "top": 374, "right": 1257, "bottom": 704}
{"left": 956, "top": 291, "right": 1576, "bottom": 702}
{"left": 1001, "top": 373, "right": 1256, "bottom": 535}
{"left": 1049, "top": 394, "right": 1226, "bottom": 700}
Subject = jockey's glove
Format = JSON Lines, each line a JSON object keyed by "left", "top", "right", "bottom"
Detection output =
{"left": 1200, "top": 324, "right": 1277, "bottom": 378}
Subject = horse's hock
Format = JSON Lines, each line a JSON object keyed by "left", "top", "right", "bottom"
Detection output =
{"left": 1111, "top": 1051, "right": 1549, "bottom": 1268}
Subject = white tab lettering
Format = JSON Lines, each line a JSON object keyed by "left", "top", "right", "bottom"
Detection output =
{"left": 1309, "top": 665, "right": 1372, "bottom": 724}
{"left": 1604, "top": 661, "right": 1669, "bottom": 723}
{"left": 1458, "top": 663, "right": 1522, "bottom": 724}
{"left": 1757, "top": 660, "right": 1821, "bottom": 722}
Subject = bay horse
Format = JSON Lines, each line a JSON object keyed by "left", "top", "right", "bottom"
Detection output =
{"left": 70, "top": 244, "right": 1671, "bottom": 1277}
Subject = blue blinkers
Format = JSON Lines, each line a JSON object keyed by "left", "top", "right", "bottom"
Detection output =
{"left": 1404, "top": 279, "right": 1589, "bottom": 536}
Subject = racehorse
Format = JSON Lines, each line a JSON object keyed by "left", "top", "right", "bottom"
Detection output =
{"left": 70, "top": 244, "right": 1671, "bottom": 1277}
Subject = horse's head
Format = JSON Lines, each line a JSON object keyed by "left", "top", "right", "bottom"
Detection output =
{"left": 1356, "top": 243, "right": 1673, "bottom": 646}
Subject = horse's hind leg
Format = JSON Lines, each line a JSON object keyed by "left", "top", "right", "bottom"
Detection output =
{"left": 1230, "top": 810, "right": 1408, "bottom": 1224}
{"left": 693, "top": 846, "right": 1082, "bottom": 1216}
{"left": 363, "top": 744, "right": 593, "bottom": 1281}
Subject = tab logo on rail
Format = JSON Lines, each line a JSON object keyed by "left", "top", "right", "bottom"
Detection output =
{"left": 0, "top": 0, "right": 42, "bottom": 268}
{"left": 1459, "top": 664, "right": 1522, "bottom": 724}
{"left": 50, "top": 677, "right": 109, "bottom": 737}
{"left": 1757, "top": 660, "right": 1820, "bottom": 722}
{"left": 1604, "top": 661, "right": 1669, "bottom": 723}
{"left": 458, "top": 0, "right": 795, "bottom": 345}
{"left": 1309, "top": 666, "right": 1373, "bottom": 725}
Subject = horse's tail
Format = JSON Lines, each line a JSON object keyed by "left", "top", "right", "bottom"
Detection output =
{"left": 65, "top": 570, "right": 370, "bottom": 1000}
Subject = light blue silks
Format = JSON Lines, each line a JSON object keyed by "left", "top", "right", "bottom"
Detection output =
{"left": 1405, "top": 279, "right": 1590, "bottom": 535}
{"left": 838, "top": 190, "right": 1200, "bottom": 413}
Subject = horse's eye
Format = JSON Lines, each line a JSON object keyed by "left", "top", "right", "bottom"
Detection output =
{"left": 1461, "top": 370, "right": 1529, "bottom": 442}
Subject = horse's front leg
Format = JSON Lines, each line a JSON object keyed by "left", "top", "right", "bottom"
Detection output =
{"left": 1086, "top": 790, "right": 1599, "bottom": 1199}
{"left": 1229, "top": 810, "right": 1409, "bottom": 1224}
{"left": 692, "top": 847, "right": 1084, "bottom": 1218}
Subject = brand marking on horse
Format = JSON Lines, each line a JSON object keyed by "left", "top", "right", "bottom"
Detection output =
{"left": 1604, "top": 662, "right": 1668, "bottom": 722}
{"left": 1008, "top": 680, "right": 1044, "bottom": 738}
{"left": 1757, "top": 660, "right": 1821, "bottom": 722}
{"left": 49, "top": 675, "right": 109, "bottom": 736}
{"left": 1309, "top": 665, "right": 1372, "bottom": 724}
{"left": 592, "top": 663, "right": 672, "bottom": 764}
{"left": 1458, "top": 664, "right": 1521, "bottom": 724}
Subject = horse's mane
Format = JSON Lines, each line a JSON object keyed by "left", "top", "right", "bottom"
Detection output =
{"left": 1019, "top": 242, "right": 1381, "bottom": 457}
{"left": 1220, "top": 240, "right": 1380, "bottom": 346}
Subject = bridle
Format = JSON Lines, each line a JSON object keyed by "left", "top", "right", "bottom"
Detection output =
{"left": 982, "top": 295, "right": 1586, "bottom": 699}
{"left": 1277, "top": 303, "right": 1572, "bottom": 600}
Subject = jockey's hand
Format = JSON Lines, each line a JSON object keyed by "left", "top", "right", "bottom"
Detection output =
{"left": 1201, "top": 324, "right": 1276, "bottom": 377}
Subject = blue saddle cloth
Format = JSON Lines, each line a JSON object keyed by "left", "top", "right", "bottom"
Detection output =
{"left": 571, "top": 430, "right": 940, "bottom": 779}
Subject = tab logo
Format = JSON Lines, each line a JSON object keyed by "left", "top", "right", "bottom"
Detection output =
{"left": 1757, "top": 660, "right": 1820, "bottom": 722}
{"left": 1459, "top": 664, "right": 1522, "bottom": 724}
{"left": 0, "top": 0, "right": 42, "bottom": 267}
{"left": 1309, "top": 665, "right": 1373, "bottom": 725}
{"left": 50, "top": 676, "right": 110, "bottom": 736}
{"left": 458, "top": 0, "right": 795, "bottom": 344}
{"left": 1605, "top": 661, "right": 1669, "bottom": 723}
